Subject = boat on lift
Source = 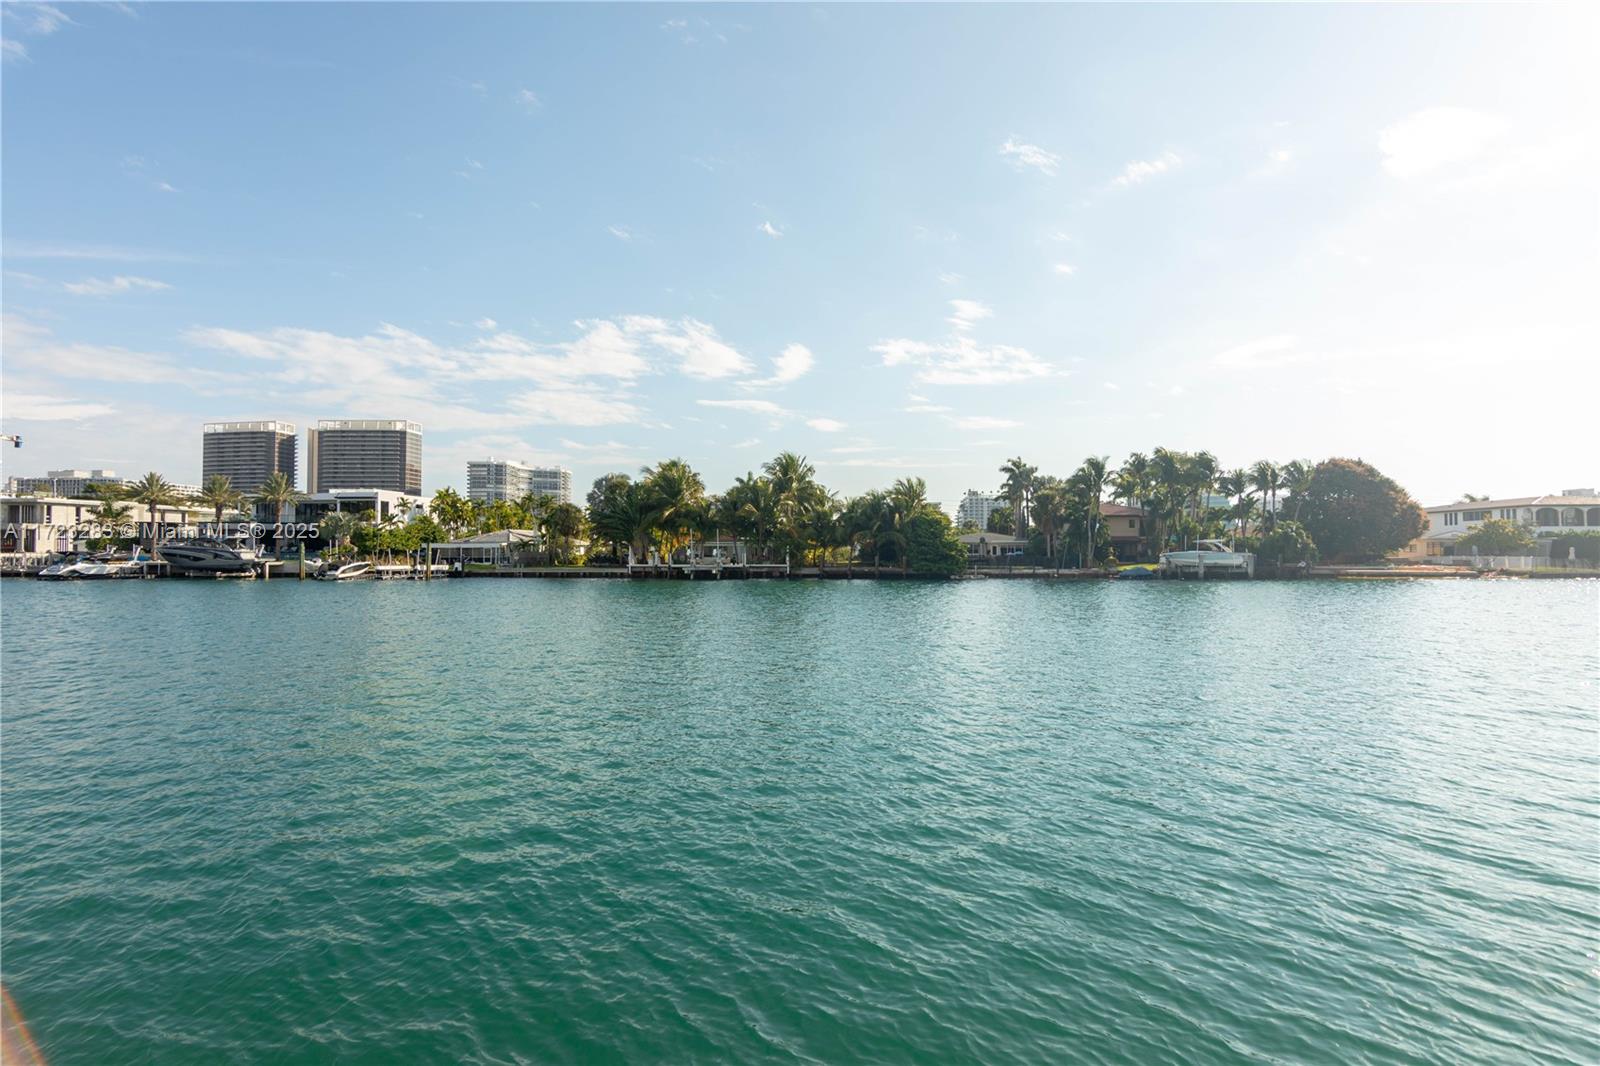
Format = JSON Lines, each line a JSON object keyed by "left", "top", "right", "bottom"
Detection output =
{"left": 156, "top": 535, "right": 262, "bottom": 576}
{"left": 1158, "top": 539, "right": 1255, "bottom": 579}
{"left": 316, "top": 560, "right": 374, "bottom": 581}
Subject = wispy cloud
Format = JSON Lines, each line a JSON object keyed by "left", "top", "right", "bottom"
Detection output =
{"left": 1053, "top": 263, "right": 1076, "bottom": 277}
{"left": 1379, "top": 107, "right": 1507, "bottom": 179}
{"left": 876, "top": 301, "right": 1054, "bottom": 386}
{"left": 2, "top": 38, "right": 27, "bottom": 62}
{"left": 473, "top": 317, "right": 497, "bottom": 330}
{"left": 0, "top": 241, "right": 195, "bottom": 262}
{"left": 2, "top": 392, "right": 115, "bottom": 421}
{"left": 947, "top": 299, "right": 993, "bottom": 332}
{"left": 514, "top": 88, "right": 541, "bottom": 111}
{"left": 63, "top": 275, "right": 172, "bottom": 296}
{"left": 1000, "top": 137, "right": 1061, "bottom": 176}
{"left": 949, "top": 415, "right": 1020, "bottom": 431}
{"left": 1111, "top": 150, "right": 1182, "bottom": 187}
{"left": 806, "top": 417, "right": 845, "bottom": 432}
{"left": 608, "top": 224, "right": 636, "bottom": 241}
{"left": 1211, "top": 334, "right": 1307, "bottom": 370}
{"left": 759, "top": 220, "right": 783, "bottom": 238}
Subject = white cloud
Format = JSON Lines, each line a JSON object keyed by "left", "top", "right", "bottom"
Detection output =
{"left": 3, "top": 314, "right": 202, "bottom": 385}
{"left": 1111, "top": 150, "right": 1182, "bottom": 187}
{"left": 1211, "top": 334, "right": 1307, "bottom": 370}
{"left": 759, "top": 221, "right": 783, "bottom": 238}
{"left": 2, "top": 392, "right": 114, "bottom": 421}
{"left": 608, "top": 225, "right": 636, "bottom": 241}
{"left": 697, "top": 399, "right": 785, "bottom": 416}
{"left": 1379, "top": 107, "right": 1508, "bottom": 179}
{"left": 1103, "top": 381, "right": 1120, "bottom": 391}
{"left": 62, "top": 275, "right": 172, "bottom": 296}
{"left": 950, "top": 415, "right": 1020, "bottom": 430}
{"left": 1000, "top": 138, "right": 1061, "bottom": 176}
{"left": 514, "top": 88, "right": 540, "bottom": 110}
{"left": 2, "top": 38, "right": 27, "bottom": 61}
{"left": 156, "top": 181, "right": 179, "bottom": 193}
{"left": 1053, "top": 263, "right": 1076, "bottom": 277}
{"left": 508, "top": 388, "right": 640, "bottom": 426}
{"left": 732, "top": 437, "right": 761, "bottom": 448}
{"left": 903, "top": 403, "right": 951, "bottom": 413}
{"left": 806, "top": 417, "right": 846, "bottom": 432}
{"left": 947, "top": 299, "right": 993, "bottom": 332}
{"left": 874, "top": 336, "right": 1053, "bottom": 386}
{"left": 627, "top": 316, "right": 751, "bottom": 378}
{"left": 937, "top": 271, "right": 964, "bottom": 285}
{"left": 474, "top": 317, "right": 497, "bottom": 330}
{"left": 742, "top": 342, "right": 813, "bottom": 389}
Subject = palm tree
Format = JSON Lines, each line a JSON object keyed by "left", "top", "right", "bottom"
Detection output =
{"left": 430, "top": 487, "right": 474, "bottom": 539}
{"left": 1030, "top": 478, "right": 1067, "bottom": 569}
{"left": 128, "top": 472, "right": 179, "bottom": 552}
{"left": 1250, "top": 460, "right": 1278, "bottom": 532}
{"left": 198, "top": 474, "right": 246, "bottom": 533}
{"left": 1075, "top": 455, "right": 1110, "bottom": 568}
{"left": 1278, "top": 460, "right": 1314, "bottom": 522}
{"left": 1217, "top": 469, "right": 1252, "bottom": 538}
{"left": 253, "top": 471, "right": 303, "bottom": 550}
{"left": 999, "top": 457, "right": 1036, "bottom": 537}
{"left": 640, "top": 458, "right": 706, "bottom": 564}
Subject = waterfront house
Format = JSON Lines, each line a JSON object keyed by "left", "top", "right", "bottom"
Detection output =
{"left": 958, "top": 533, "right": 1029, "bottom": 558}
{"left": 1, "top": 494, "right": 207, "bottom": 555}
{"left": 1395, "top": 489, "right": 1600, "bottom": 560}
{"left": 1101, "top": 502, "right": 1149, "bottom": 561}
{"left": 428, "top": 529, "right": 541, "bottom": 569}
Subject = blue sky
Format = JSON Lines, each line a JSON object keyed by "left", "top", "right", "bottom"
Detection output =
{"left": 3, "top": 3, "right": 1595, "bottom": 508}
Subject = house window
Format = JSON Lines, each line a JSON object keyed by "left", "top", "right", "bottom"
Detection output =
{"left": 1463, "top": 509, "right": 1489, "bottom": 522}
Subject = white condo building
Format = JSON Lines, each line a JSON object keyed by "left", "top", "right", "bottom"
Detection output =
{"left": 467, "top": 459, "right": 572, "bottom": 504}
{"left": 956, "top": 490, "right": 1006, "bottom": 531}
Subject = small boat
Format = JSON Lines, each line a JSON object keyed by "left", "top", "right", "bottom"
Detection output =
{"left": 316, "top": 560, "right": 374, "bottom": 581}
{"left": 157, "top": 536, "right": 261, "bottom": 576}
{"left": 1158, "top": 539, "right": 1256, "bottom": 579}
{"left": 36, "top": 555, "right": 86, "bottom": 580}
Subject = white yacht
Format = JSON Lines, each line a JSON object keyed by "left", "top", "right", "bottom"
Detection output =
{"left": 156, "top": 536, "right": 261, "bottom": 576}
{"left": 316, "top": 560, "right": 374, "bottom": 581}
{"left": 1158, "top": 539, "right": 1256, "bottom": 579}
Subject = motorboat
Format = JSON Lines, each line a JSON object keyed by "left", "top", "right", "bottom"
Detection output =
{"left": 1158, "top": 539, "right": 1256, "bottom": 578}
{"left": 316, "top": 560, "right": 374, "bottom": 581}
{"left": 37, "top": 555, "right": 87, "bottom": 580}
{"left": 156, "top": 536, "right": 261, "bottom": 575}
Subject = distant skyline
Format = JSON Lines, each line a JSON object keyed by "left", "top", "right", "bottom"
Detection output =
{"left": 2, "top": 3, "right": 1596, "bottom": 509}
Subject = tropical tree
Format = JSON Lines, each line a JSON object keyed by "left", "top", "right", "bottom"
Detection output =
{"left": 640, "top": 458, "right": 706, "bottom": 563}
{"left": 1029, "top": 478, "right": 1067, "bottom": 567}
{"left": 253, "top": 471, "right": 303, "bottom": 549}
{"left": 1074, "top": 455, "right": 1110, "bottom": 567}
{"left": 999, "top": 457, "right": 1036, "bottom": 537}
{"left": 1278, "top": 460, "right": 1315, "bottom": 522}
{"left": 1455, "top": 517, "right": 1535, "bottom": 555}
{"left": 1297, "top": 458, "right": 1426, "bottom": 562}
{"left": 1257, "top": 520, "right": 1319, "bottom": 570}
{"left": 430, "top": 487, "right": 475, "bottom": 539}
{"left": 128, "top": 472, "right": 179, "bottom": 551}
{"left": 540, "top": 502, "right": 587, "bottom": 563}
{"left": 1250, "top": 460, "right": 1279, "bottom": 531}
{"left": 902, "top": 509, "right": 967, "bottom": 576}
{"left": 317, "top": 511, "right": 356, "bottom": 557}
{"left": 198, "top": 474, "right": 247, "bottom": 532}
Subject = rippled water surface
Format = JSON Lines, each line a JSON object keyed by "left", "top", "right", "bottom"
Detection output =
{"left": 2, "top": 578, "right": 1597, "bottom": 1064}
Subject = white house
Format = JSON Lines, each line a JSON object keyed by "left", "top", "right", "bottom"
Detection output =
{"left": 1398, "top": 488, "right": 1600, "bottom": 558}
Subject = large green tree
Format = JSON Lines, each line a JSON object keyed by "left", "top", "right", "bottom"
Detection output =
{"left": 903, "top": 509, "right": 967, "bottom": 576}
{"left": 1297, "top": 458, "right": 1425, "bottom": 562}
{"left": 1455, "top": 518, "right": 1535, "bottom": 555}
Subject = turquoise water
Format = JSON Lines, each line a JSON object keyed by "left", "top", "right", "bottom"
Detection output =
{"left": 2, "top": 578, "right": 1596, "bottom": 1064}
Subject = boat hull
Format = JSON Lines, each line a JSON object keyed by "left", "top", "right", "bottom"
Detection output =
{"left": 156, "top": 544, "right": 258, "bottom": 575}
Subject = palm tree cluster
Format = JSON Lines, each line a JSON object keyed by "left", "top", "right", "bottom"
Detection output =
{"left": 427, "top": 487, "right": 587, "bottom": 563}
{"left": 1108, "top": 451, "right": 1314, "bottom": 555}
{"left": 981, "top": 451, "right": 1316, "bottom": 564}
{"left": 584, "top": 453, "right": 961, "bottom": 573}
